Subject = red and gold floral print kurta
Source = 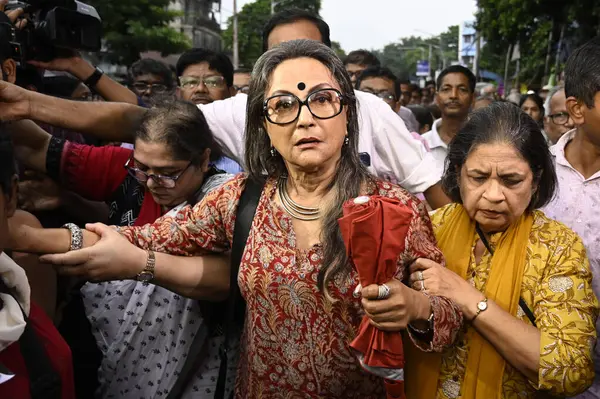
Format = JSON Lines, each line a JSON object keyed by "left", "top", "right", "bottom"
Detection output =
{"left": 119, "top": 175, "right": 463, "bottom": 398}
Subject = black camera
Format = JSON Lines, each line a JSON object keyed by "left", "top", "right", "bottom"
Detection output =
{"left": 4, "top": 0, "right": 102, "bottom": 62}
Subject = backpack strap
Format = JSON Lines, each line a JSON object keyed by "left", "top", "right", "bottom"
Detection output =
{"left": 475, "top": 224, "right": 537, "bottom": 327}
{"left": 215, "top": 177, "right": 265, "bottom": 399}
{"left": 166, "top": 177, "right": 265, "bottom": 399}
{"left": 0, "top": 278, "right": 62, "bottom": 399}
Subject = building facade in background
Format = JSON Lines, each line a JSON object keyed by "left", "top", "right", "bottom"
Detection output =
{"left": 170, "top": 0, "right": 223, "bottom": 51}
{"left": 459, "top": 20, "right": 477, "bottom": 68}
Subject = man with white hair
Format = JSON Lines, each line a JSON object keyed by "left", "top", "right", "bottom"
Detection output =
{"left": 543, "top": 86, "right": 575, "bottom": 144}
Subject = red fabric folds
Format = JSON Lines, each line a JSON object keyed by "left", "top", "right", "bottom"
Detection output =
{"left": 339, "top": 195, "right": 413, "bottom": 397}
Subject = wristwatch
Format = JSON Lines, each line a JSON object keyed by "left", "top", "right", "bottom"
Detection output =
{"left": 136, "top": 251, "right": 156, "bottom": 285}
{"left": 472, "top": 297, "right": 488, "bottom": 322}
{"left": 84, "top": 66, "right": 104, "bottom": 88}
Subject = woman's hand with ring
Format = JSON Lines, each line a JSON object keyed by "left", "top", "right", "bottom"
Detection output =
{"left": 409, "top": 258, "right": 482, "bottom": 318}
{"left": 39, "top": 223, "right": 146, "bottom": 282}
{"left": 360, "top": 278, "right": 431, "bottom": 332}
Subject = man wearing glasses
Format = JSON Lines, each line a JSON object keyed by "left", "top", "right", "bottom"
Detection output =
{"left": 544, "top": 86, "right": 575, "bottom": 144}
{"left": 128, "top": 59, "right": 175, "bottom": 105}
{"left": 175, "top": 48, "right": 242, "bottom": 174}
{"left": 233, "top": 68, "right": 252, "bottom": 95}
{"left": 176, "top": 48, "right": 235, "bottom": 105}
{"left": 355, "top": 66, "right": 420, "bottom": 133}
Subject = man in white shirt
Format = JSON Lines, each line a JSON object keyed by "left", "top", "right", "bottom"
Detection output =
{"left": 0, "top": 9, "right": 449, "bottom": 207}
{"left": 422, "top": 65, "right": 476, "bottom": 174}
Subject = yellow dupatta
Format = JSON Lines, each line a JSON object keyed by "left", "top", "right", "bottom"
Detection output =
{"left": 405, "top": 204, "right": 533, "bottom": 399}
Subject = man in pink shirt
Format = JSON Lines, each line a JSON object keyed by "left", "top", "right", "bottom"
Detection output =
{"left": 542, "top": 37, "right": 600, "bottom": 399}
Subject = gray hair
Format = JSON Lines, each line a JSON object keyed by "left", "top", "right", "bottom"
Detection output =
{"left": 544, "top": 86, "right": 565, "bottom": 115}
{"left": 245, "top": 39, "right": 374, "bottom": 296}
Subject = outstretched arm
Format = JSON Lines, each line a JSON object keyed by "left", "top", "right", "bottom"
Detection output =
{"left": 0, "top": 81, "right": 145, "bottom": 142}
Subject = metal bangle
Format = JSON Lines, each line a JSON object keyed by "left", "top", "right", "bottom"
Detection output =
{"left": 408, "top": 310, "right": 434, "bottom": 335}
{"left": 62, "top": 223, "right": 83, "bottom": 251}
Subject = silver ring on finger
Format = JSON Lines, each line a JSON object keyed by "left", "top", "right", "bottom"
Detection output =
{"left": 377, "top": 283, "right": 391, "bottom": 300}
{"left": 416, "top": 271, "right": 424, "bottom": 281}
{"left": 420, "top": 280, "right": 426, "bottom": 291}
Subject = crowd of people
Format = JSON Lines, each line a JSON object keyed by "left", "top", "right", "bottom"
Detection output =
{"left": 0, "top": 5, "right": 598, "bottom": 399}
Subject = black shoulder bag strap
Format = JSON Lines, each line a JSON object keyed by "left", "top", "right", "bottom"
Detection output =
{"left": 214, "top": 177, "right": 265, "bottom": 399}
{"left": 475, "top": 224, "right": 537, "bottom": 327}
{"left": 166, "top": 178, "right": 265, "bottom": 399}
{"left": 0, "top": 278, "right": 62, "bottom": 399}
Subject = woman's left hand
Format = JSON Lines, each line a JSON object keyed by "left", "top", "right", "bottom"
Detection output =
{"left": 361, "top": 278, "right": 430, "bottom": 332}
{"left": 409, "top": 258, "right": 483, "bottom": 319}
{"left": 39, "top": 223, "right": 146, "bottom": 282}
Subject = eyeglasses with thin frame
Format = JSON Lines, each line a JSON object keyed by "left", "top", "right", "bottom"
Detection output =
{"left": 124, "top": 158, "right": 192, "bottom": 188}
{"left": 263, "top": 88, "right": 347, "bottom": 126}
{"left": 179, "top": 76, "right": 226, "bottom": 90}
{"left": 360, "top": 89, "right": 397, "bottom": 104}
{"left": 131, "top": 82, "right": 168, "bottom": 93}
{"left": 234, "top": 85, "right": 250, "bottom": 94}
{"left": 548, "top": 111, "right": 570, "bottom": 125}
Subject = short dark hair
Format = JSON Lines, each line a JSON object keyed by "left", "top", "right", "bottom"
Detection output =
{"left": 519, "top": 93, "right": 545, "bottom": 118}
{"left": 42, "top": 76, "right": 81, "bottom": 98}
{"left": 176, "top": 48, "right": 234, "bottom": 87}
{"left": 262, "top": 8, "right": 331, "bottom": 52}
{"left": 0, "top": 14, "right": 13, "bottom": 63}
{"left": 436, "top": 65, "right": 476, "bottom": 93}
{"left": 136, "top": 100, "right": 223, "bottom": 163}
{"left": 355, "top": 66, "right": 399, "bottom": 99}
{"left": 407, "top": 105, "right": 434, "bottom": 131}
{"left": 427, "top": 103, "right": 442, "bottom": 119}
{"left": 564, "top": 36, "right": 600, "bottom": 108}
{"left": 0, "top": 129, "right": 16, "bottom": 194}
{"left": 425, "top": 80, "right": 436, "bottom": 87}
{"left": 130, "top": 59, "right": 175, "bottom": 90}
{"left": 16, "top": 66, "right": 44, "bottom": 91}
{"left": 343, "top": 50, "right": 380, "bottom": 68}
{"left": 442, "top": 102, "right": 556, "bottom": 211}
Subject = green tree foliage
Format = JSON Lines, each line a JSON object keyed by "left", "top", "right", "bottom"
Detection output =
{"left": 476, "top": 0, "right": 600, "bottom": 86}
{"left": 373, "top": 25, "right": 459, "bottom": 79}
{"left": 86, "top": 0, "right": 191, "bottom": 65}
{"left": 222, "top": 0, "right": 321, "bottom": 68}
{"left": 274, "top": 0, "right": 321, "bottom": 14}
{"left": 331, "top": 41, "right": 346, "bottom": 59}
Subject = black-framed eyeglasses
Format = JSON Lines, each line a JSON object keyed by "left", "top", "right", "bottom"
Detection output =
{"left": 346, "top": 70, "right": 364, "bottom": 79}
{"left": 233, "top": 85, "right": 250, "bottom": 94}
{"left": 548, "top": 111, "right": 570, "bottom": 125}
{"left": 124, "top": 158, "right": 192, "bottom": 188}
{"left": 131, "top": 82, "right": 168, "bottom": 93}
{"left": 179, "top": 76, "right": 226, "bottom": 90}
{"left": 361, "top": 89, "right": 397, "bottom": 104}
{"left": 263, "top": 88, "right": 347, "bottom": 126}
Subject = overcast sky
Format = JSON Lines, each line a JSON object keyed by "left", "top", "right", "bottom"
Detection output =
{"left": 220, "top": 0, "right": 478, "bottom": 51}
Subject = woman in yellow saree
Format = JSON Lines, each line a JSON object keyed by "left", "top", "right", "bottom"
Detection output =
{"left": 406, "top": 102, "right": 598, "bottom": 399}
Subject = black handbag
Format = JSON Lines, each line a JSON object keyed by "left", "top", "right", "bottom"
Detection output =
{"left": 167, "top": 177, "right": 265, "bottom": 399}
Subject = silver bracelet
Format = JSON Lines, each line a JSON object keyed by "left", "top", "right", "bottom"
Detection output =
{"left": 62, "top": 223, "right": 83, "bottom": 251}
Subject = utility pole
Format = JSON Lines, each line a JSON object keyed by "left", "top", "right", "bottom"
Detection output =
{"left": 503, "top": 43, "right": 512, "bottom": 97}
{"left": 271, "top": 0, "right": 276, "bottom": 14}
{"left": 543, "top": 19, "right": 555, "bottom": 84}
{"left": 473, "top": 34, "right": 481, "bottom": 80}
{"left": 554, "top": 23, "right": 566, "bottom": 83}
{"left": 233, "top": 0, "right": 239, "bottom": 68}
{"left": 428, "top": 44, "right": 432, "bottom": 79}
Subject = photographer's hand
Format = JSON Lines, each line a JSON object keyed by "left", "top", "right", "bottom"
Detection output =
{"left": 28, "top": 53, "right": 94, "bottom": 80}
{"left": 0, "top": 0, "right": 25, "bottom": 26}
